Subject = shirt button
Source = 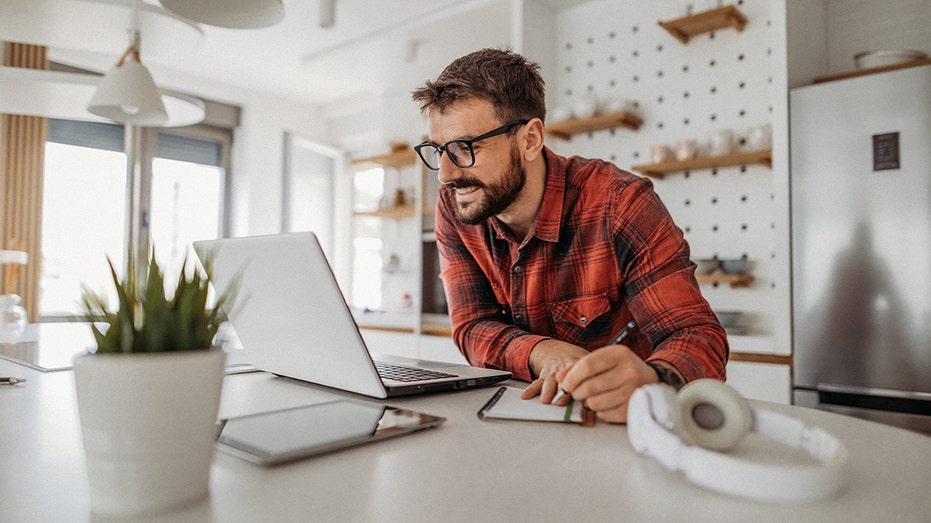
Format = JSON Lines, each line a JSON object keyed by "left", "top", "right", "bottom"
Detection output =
{"left": 580, "top": 316, "right": 588, "bottom": 324}
{"left": 513, "top": 265, "right": 522, "bottom": 274}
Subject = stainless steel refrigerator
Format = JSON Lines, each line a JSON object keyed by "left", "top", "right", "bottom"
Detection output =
{"left": 790, "top": 64, "right": 931, "bottom": 435}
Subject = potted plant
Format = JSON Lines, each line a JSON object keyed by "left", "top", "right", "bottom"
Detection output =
{"left": 73, "top": 251, "right": 235, "bottom": 517}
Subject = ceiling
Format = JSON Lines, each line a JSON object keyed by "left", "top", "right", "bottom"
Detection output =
{"left": 2, "top": 0, "right": 593, "bottom": 111}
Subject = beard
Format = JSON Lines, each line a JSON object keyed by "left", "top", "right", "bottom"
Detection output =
{"left": 447, "top": 144, "right": 526, "bottom": 225}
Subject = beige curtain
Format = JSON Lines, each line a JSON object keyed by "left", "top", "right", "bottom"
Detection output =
{"left": 1, "top": 42, "right": 48, "bottom": 322}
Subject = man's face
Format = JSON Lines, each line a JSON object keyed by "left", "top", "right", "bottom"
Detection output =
{"left": 427, "top": 99, "right": 526, "bottom": 225}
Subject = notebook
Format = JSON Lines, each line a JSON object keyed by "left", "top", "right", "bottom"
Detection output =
{"left": 193, "top": 232, "right": 510, "bottom": 398}
{"left": 477, "top": 387, "right": 596, "bottom": 426}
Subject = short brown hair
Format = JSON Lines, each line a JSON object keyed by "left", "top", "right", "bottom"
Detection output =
{"left": 412, "top": 48, "right": 546, "bottom": 124}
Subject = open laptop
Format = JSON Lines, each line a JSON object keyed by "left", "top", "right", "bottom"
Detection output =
{"left": 193, "top": 232, "right": 510, "bottom": 398}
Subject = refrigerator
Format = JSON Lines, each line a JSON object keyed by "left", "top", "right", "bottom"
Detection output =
{"left": 790, "top": 64, "right": 931, "bottom": 435}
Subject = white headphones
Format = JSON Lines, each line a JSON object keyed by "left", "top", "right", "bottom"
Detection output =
{"left": 627, "top": 379, "right": 848, "bottom": 503}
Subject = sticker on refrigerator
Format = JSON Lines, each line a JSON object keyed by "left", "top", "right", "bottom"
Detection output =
{"left": 872, "top": 132, "right": 900, "bottom": 171}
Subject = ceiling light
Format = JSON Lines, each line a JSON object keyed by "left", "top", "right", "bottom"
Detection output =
{"left": 87, "top": 30, "right": 169, "bottom": 127}
{"left": 158, "top": 0, "right": 284, "bottom": 29}
{"left": 1, "top": 66, "right": 205, "bottom": 128}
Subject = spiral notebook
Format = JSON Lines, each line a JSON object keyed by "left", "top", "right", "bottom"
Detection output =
{"left": 477, "top": 387, "right": 596, "bottom": 426}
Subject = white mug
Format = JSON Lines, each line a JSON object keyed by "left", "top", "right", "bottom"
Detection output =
{"left": 747, "top": 124, "right": 772, "bottom": 151}
{"left": 709, "top": 129, "right": 735, "bottom": 156}
{"left": 675, "top": 140, "right": 700, "bottom": 161}
{"left": 602, "top": 98, "right": 635, "bottom": 114}
{"left": 652, "top": 144, "right": 673, "bottom": 164}
{"left": 571, "top": 96, "right": 598, "bottom": 119}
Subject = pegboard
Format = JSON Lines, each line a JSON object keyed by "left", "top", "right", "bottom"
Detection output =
{"left": 549, "top": 0, "right": 776, "bottom": 338}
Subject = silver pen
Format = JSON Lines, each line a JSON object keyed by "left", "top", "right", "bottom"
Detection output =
{"left": 552, "top": 321, "right": 638, "bottom": 404}
{"left": 0, "top": 377, "right": 26, "bottom": 385}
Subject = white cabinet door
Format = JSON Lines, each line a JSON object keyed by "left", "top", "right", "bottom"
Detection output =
{"left": 726, "top": 362, "right": 791, "bottom": 404}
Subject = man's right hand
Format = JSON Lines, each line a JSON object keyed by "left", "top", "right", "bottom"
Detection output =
{"left": 520, "top": 339, "right": 589, "bottom": 404}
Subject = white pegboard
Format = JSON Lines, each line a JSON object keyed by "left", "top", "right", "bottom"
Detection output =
{"left": 549, "top": 0, "right": 777, "bottom": 337}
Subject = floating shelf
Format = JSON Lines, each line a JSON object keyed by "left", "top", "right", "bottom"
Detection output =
{"left": 813, "top": 57, "right": 931, "bottom": 84}
{"left": 353, "top": 205, "right": 417, "bottom": 219}
{"left": 351, "top": 148, "right": 418, "bottom": 169}
{"left": 696, "top": 274, "right": 754, "bottom": 288}
{"left": 659, "top": 4, "right": 748, "bottom": 44}
{"left": 545, "top": 111, "right": 642, "bottom": 140}
{"left": 632, "top": 149, "right": 772, "bottom": 178}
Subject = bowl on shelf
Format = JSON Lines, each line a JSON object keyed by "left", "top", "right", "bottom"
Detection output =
{"left": 714, "top": 310, "right": 741, "bottom": 329}
{"left": 854, "top": 49, "right": 927, "bottom": 70}
{"left": 694, "top": 258, "right": 719, "bottom": 275}
{"left": 719, "top": 257, "right": 749, "bottom": 275}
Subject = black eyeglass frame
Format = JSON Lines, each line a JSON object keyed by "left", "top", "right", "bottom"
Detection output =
{"left": 414, "top": 120, "right": 529, "bottom": 170}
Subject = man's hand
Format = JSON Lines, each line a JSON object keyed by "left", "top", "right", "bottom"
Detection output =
{"left": 520, "top": 339, "right": 589, "bottom": 404}
{"left": 554, "top": 344, "right": 660, "bottom": 424}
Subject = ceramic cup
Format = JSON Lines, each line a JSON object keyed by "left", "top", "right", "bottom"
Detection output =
{"left": 652, "top": 144, "right": 673, "bottom": 164}
{"left": 709, "top": 129, "right": 736, "bottom": 156}
{"left": 550, "top": 106, "right": 571, "bottom": 123}
{"left": 747, "top": 124, "right": 772, "bottom": 150}
{"left": 675, "top": 139, "right": 700, "bottom": 161}
{"left": 571, "top": 96, "right": 598, "bottom": 119}
{"left": 601, "top": 98, "right": 635, "bottom": 114}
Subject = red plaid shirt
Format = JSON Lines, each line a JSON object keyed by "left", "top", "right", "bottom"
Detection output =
{"left": 435, "top": 147, "right": 728, "bottom": 382}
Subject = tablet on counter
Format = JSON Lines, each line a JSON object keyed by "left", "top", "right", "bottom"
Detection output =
{"left": 216, "top": 399, "right": 445, "bottom": 466}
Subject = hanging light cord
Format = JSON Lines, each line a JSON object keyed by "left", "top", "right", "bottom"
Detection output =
{"left": 116, "top": 30, "right": 142, "bottom": 66}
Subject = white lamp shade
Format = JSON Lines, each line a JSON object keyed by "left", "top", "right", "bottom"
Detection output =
{"left": 88, "top": 60, "right": 169, "bottom": 127}
{"left": 158, "top": 0, "right": 284, "bottom": 29}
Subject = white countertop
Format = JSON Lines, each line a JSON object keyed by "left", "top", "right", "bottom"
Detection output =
{"left": 2, "top": 350, "right": 930, "bottom": 522}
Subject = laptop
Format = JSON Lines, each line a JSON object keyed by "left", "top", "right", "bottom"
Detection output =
{"left": 193, "top": 232, "right": 510, "bottom": 398}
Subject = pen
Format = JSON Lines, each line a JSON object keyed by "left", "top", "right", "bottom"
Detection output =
{"left": 552, "top": 321, "right": 636, "bottom": 405}
{"left": 0, "top": 377, "right": 26, "bottom": 385}
{"left": 610, "top": 321, "right": 637, "bottom": 345}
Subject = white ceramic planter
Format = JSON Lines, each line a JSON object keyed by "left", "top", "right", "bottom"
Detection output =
{"left": 73, "top": 348, "right": 226, "bottom": 517}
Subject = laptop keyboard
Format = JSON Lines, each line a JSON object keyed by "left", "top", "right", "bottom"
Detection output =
{"left": 374, "top": 361, "right": 457, "bottom": 382}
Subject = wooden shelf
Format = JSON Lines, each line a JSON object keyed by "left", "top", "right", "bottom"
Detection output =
{"left": 632, "top": 149, "right": 772, "bottom": 178}
{"left": 351, "top": 148, "right": 418, "bottom": 169}
{"left": 696, "top": 274, "right": 754, "bottom": 288}
{"left": 353, "top": 204, "right": 417, "bottom": 219}
{"left": 813, "top": 57, "right": 931, "bottom": 84}
{"left": 659, "top": 4, "right": 748, "bottom": 44}
{"left": 545, "top": 111, "right": 642, "bottom": 140}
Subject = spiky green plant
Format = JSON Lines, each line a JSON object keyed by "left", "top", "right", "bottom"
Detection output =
{"left": 79, "top": 252, "right": 235, "bottom": 353}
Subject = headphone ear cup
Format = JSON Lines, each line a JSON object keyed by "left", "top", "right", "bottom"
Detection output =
{"left": 674, "top": 379, "right": 752, "bottom": 451}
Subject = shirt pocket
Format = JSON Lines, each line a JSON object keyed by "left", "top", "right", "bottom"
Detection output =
{"left": 551, "top": 294, "right": 612, "bottom": 333}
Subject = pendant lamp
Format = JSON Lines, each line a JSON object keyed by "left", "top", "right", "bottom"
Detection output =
{"left": 158, "top": 0, "right": 284, "bottom": 29}
{"left": 87, "top": 30, "right": 168, "bottom": 127}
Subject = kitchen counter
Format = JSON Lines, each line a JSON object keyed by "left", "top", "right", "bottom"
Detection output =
{"left": 2, "top": 351, "right": 930, "bottom": 522}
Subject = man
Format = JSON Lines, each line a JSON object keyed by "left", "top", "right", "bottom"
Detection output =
{"left": 411, "top": 48, "right": 727, "bottom": 423}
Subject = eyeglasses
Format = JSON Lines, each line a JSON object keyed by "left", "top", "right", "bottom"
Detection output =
{"left": 414, "top": 120, "right": 528, "bottom": 171}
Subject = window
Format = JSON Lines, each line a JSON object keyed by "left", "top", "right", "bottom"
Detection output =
{"left": 39, "top": 120, "right": 233, "bottom": 319}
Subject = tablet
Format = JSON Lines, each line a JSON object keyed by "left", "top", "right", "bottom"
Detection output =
{"left": 216, "top": 400, "right": 445, "bottom": 466}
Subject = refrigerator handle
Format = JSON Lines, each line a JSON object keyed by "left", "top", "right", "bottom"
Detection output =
{"left": 817, "top": 383, "right": 931, "bottom": 416}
